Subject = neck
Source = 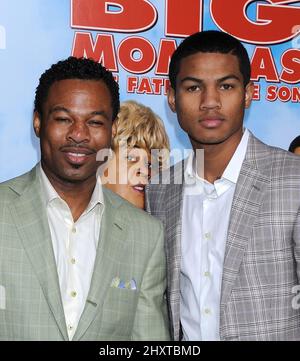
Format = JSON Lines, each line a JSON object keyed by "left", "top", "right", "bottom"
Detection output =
{"left": 192, "top": 130, "right": 243, "bottom": 184}
{"left": 42, "top": 164, "right": 96, "bottom": 222}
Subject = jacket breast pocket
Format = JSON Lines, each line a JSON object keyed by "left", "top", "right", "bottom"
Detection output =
{"left": 99, "top": 288, "right": 139, "bottom": 338}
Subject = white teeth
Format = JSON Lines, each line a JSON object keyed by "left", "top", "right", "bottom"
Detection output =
{"left": 68, "top": 153, "right": 86, "bottom": 158}
{"left": 134, "top": 186, "right": 144, "bottom": 191}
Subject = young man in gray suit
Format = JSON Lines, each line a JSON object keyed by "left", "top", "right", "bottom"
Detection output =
{"left": 0, "top": 57, "right": 169, "bottom": 340}
{"left": 147, "top": 31, "right": 300, "bottom": 341}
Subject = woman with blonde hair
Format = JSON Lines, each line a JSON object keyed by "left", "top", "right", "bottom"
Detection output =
{"left": 102, "top": 100, "right": 170, "bottom": 209}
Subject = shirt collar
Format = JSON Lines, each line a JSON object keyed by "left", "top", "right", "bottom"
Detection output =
{"left": 184, "top": 150, "right": 199, "bottom": 182}
{"left": 184, "top": 128, "right": 250, "bottom": 185}
{"left": 222, "top": 128, "right": 249, "bottom": 184}
{"left": 37, "top": 163, "right": 104, "bottom": 212}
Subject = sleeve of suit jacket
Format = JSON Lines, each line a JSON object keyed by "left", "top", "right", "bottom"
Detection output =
{"left": 131, "top": 220, "right": 170, "bottom": 340}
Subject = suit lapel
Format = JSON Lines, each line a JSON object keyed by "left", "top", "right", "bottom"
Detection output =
{"left": 8, "top": 168, "right": 68, "bottom": 340}
{"left": 220, "top": 135, "right": 271, "bottom": 309}
{"left": 73, "top": 191, "right": 128, "bottom": 340}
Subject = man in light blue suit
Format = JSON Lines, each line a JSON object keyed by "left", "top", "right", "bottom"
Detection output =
{"left": 0, "top": 57, "right": 169, "bottom": 340}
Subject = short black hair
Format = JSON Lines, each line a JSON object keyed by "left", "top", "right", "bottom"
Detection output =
{"left": 288, "top": 136, "right": 300, "bottom": 153}
{"left": 34, "top": 56, "right": 120, "bottom": 120}
{"left": 169, "top": 30, "right": 251, "bottom": 89}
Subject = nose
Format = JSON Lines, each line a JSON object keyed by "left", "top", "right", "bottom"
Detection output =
{"left": 67, "top": 121, "right": 90, "bottom": 144}
{"left": 200, "top": 86, "right": 221, "bottom": 110}
{"left": 136, "top": 157, "right": 151, "bottom": 182}
{"left": 137, "top": 163, "right": 150, "bottom": 180}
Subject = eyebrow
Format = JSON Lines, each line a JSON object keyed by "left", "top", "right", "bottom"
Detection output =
{"left": 90, "top": 110, "right": 109, "bottom": 119}
{"left": 49, "top": 106, "right": 70, "bottom": 115}
{"left": 180, "top": 74, "right": 242, "bottom": 84}
{"left": 49, "top": 106, "right": 110, "bottom": 120}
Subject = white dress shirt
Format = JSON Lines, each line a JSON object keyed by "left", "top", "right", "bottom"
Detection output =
{"left": 180, "top": 129, "right": 250, "bottom": 341}
{"left": 38, "top": 164, "right": 104, "bottom": 340}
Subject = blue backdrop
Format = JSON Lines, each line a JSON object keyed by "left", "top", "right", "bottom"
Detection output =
{"left": 0, "top": 0, "right": 299, "bottom": 182}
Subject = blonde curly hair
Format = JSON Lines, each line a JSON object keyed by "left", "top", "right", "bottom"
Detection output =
{"left": 113, "top": 100, "right": 170, "bottom": 149}
{"left": 112, "top": 100, "right": 170, "bottom": 169}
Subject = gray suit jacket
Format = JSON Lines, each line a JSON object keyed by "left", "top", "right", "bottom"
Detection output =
{"left": 0, "top": 166, "right": 170, "bottom": 340}
{"left": 147, "top": 133, "right": 300, "bottom": 341}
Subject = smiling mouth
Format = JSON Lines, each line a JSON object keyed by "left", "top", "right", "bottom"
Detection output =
{"left": 60, "top": 145, "right": 95, "bottom": 165}
{"left": 66, "top": 152, "right": 87, "bottom": 163}
{"left": 67, "top": 152, "right": 88, "bottom": 158}
{"left": 63, "top": 150, "right": 94, "bottom": 165}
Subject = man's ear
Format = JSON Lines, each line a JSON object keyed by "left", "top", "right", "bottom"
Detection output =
{"left": 33, "top": 111, "right": 41, "bottom": 138}
{"left": 245, "top": 81, "right": 254, "bottom": 109}
{"left": 167, "top": 86, "right": 177, "bottom": 113}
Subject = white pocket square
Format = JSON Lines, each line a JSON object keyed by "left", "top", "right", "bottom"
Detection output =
{"left": 110, "top": 277, "right": 137, "bottom": 291}
{"left": 0, "top": 285, "right": 6, "bottom": 310}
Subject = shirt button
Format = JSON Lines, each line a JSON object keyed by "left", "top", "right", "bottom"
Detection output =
{"left": 204, "top": 271, "right": 211, "bottom": 277}
{"left": 68, "top": 325, "right": 73, "bottom": 331}
{"left": 70, "top": 291, "right": 77, "bottom": 298}
{"left": 72, "top": 226, "right": 76, "bottom": 234}
{"left": 70, "top": 258, "right": 76, "bottom": 264}
{"left": 204, "top": 232, "right": 211, "bottom": 240}
{"left": 204, "top": 308, "right": 211, "bottom": 315}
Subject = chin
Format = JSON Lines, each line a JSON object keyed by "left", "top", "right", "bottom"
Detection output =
{"left": 57, "top": 169, "right": 94, "bottom": 183}
{"left": 194, "top": 134, "right": 229, "bottom": 145}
